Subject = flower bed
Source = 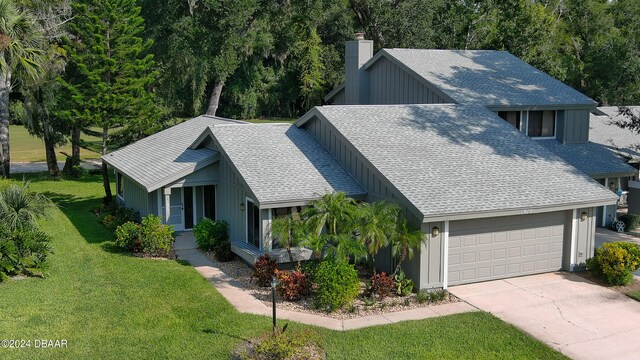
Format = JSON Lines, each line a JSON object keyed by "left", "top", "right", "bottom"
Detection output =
{"left": 204, "top": 254, "right": 459, "bottom": 320}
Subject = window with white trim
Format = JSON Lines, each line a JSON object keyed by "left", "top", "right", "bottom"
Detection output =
{"left": 527, "top": 110, "right": 556, "bottom": 138}
{"left": 498, "top": 111, "right": 521, "bottom": 130}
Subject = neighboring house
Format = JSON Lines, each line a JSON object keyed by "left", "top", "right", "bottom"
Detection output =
{"left": 105, "top": 36, "right": 628, "bottom": 289}
{"left": 325, "top": 37, "right": 637, "bottom": 228}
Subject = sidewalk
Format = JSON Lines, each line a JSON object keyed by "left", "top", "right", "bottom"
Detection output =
{"left": 174, "top": 232, "right": 477, "bottom": 331}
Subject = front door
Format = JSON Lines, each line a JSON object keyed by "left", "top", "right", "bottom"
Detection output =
{"left": 184, "top": 187, "right": 194, "bottom": 230}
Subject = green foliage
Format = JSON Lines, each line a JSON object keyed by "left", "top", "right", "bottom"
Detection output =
{"left": 313, "top": 260, "right": 360, "bottom": 312}
{"left": 324, "top": 233, "right": 366, "bottom": 263}
{"left": 0, "top": 223, "right": 53, "bottom": 280}
{"left": 274, "top": 268, "right": 310, "bottom": 301}
{"left": 113, "top": 215, "right": 175, "bottom": 257}
{"left": 235, "top": 328, "right": 320, "bottom": 360}
{"left": 95, "top": 201, "right": 140, "bottom": 230}
{"left": 252, "top": 254, "right": 277, "bottom": 287}
{"left": 416, "top": 289, "right": 429, "bottom": 304}
{"left": 619, "top": 214, "right": 640, "bottom": 231}
{"left": 428, "top": 289, "right": 449, "bottom": 303}
{"left": 139, "top": 215, "right": 175, "bottom": 257}
{"left": 356, "top": 201, "right": 400, "bottom": 261}
{"left": 0, "top": 182, "right": 52, "bottom": 231}
{"left": 193, "top": 218, "right": 229, "bottom": 252}
{"left": 302, "top": 192, "right": 357, "bottom": 236}
{"left": 269, "top": 213, "right": 304, "bottom": 263}
{"left": 366, "top": 272, "right": 395, "bottom": 299}
{"left": 114, "top": 221, "right": 140, "bottom": 252}
{"left": 587, "top": 242, "right": 640, "bottom": 286}
{"left": 394, "top": 271, "right": 414, "bottom": 297}
{"left": 627, "top": 290, "right": 640, "bottom": 302}
{"left": 390, "top": 219, "right": 427, "bottom": 276}
{"left": 212, "top": 237, "right": 234, "bottom": 262}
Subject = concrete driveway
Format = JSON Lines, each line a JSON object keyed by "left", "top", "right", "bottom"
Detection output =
{"left": 449, "top": 272, "right": 640, "bottom": 360}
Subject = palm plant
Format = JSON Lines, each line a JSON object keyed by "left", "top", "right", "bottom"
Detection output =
{"left": 390, "top": 219, "right": 427, "bottom": 276}
{"left": 0, "top": 0, "right": 45, "bottom": 177}
{"left": 300, "top": 232, "right": 327, "bottom": 260}
{"left": 325, "top": 233, "right": 366, "bottom": 263}
{"left": 356, "top": 201, "right": 400, "bottom": 268}
{"left": 0, "top": 182, "right": 52, "bottom": 231}
{"left": 302, "top": 192, "right": 357, "bottom": 236}
{"left": 268, "top": 213, "right": 304, "bottom": 263}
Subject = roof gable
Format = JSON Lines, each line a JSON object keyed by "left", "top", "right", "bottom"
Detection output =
{"left": 365, "top": 49, "right": 596, "bottom": 108}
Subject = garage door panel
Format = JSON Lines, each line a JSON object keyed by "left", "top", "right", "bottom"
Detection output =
{"left": 448, "top": 212, "right": 565, "bottom": 286}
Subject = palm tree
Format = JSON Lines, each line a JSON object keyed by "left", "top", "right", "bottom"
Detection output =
{"left": 268, "top": 213, "right": 303, "bottom": 263}
{"left": 390, "top": 219, "right": 427, "bottom": 276}
{"left": 356, "top": 201, "right": 400, "bottom": 267}
{"left": 0, "top": 0, "right": 45, "bottom": 178}
{"left": 300, "top": 232, "right": 328, "bottom": 261}
{"left": 325, "top": 233, "right": 366, "bottom": 263}
{"left": 0, "top": 182, "right": 52, "bottom": 231}
{"left": 302, "top": 192, "right": 357, "bottom": 236}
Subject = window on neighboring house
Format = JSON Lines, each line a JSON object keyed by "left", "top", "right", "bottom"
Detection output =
{"left": 498, "top": 111, "right": 521, "bottom": 130}
{"left": 527, "top": 110, "right": 556, "bottom": 138}
{"left": 116, "top": 172, "right": 124, "bottom": 197}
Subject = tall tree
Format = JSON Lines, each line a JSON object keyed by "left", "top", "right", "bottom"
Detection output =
{"left": 0, "top": 0, "right": 44, "bottom": 178}
{"left": 60, "top": 0, "right": 160, "bottom": 201}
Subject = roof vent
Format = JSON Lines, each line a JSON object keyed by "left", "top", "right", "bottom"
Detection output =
{"left": 354, "top": 32, "right": 365, "bottom": 40}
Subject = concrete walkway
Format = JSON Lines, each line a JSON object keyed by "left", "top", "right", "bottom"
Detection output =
{"left": 10, "top": 160, "right": 101, "bottom": 174}
{"left": 173, "top": 232, "right": 476, "bottom": 331}
{"left": 449, "top": 272, "right": 640, "bottom": 360}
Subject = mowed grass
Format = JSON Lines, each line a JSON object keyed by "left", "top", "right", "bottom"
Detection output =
{"left": 9, "top": 125, "right": 101, "bottom": 162}
{"left": 0, "top": 174, "right": 568, "bottom": 359}
{"left": 627, "top": 290, "right": 640, "bottom": 302}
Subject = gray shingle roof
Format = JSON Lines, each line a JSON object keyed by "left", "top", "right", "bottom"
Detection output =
{"left": 103, "top": 115, "right": 245, "bottom": 191}
{"left": 312, "top": 104, "right": 616, "bottom": 220}
{"left": 377, "top": 49, "right": 596, "bottom": 107}
{"left": 537, "top": 140, "right": 637, "bottom": 178}
{"left": 211, "top": 124, "right": 365, "bottom": 205}
{"left": 590, "top": 106, "right": 640, "bottom": 162}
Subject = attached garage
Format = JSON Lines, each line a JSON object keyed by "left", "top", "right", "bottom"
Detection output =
{"left": 447, "top": 212, "right": 565, "bottom": 286}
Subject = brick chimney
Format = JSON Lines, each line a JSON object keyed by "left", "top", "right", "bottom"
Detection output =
{"left": 345, "top": 33, "right": 373, "bottom": 104}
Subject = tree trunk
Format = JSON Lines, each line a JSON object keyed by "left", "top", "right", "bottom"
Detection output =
{"left": 206, "top": 82, "right": 224, "bottom": 116}
{"left": 0, "top": 70, "right": 11, "bottom": 178}
{"left": 101, "top": 126, "right": 112, "bottom": 204}
{"left": 44, "top": 134, "right": 59, "bottom": 176}
{"left": 71, "top": 125, "right": 81, "bottom": 166}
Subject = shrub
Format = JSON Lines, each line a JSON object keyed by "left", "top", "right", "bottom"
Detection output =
{"left": 275, "top": 268, "right": 310, "bottom": 301}
{"left": 233, "top": 328, "right": 321, "bottom": 360}
{"left": 96, "top": 202, "right": 139, "bottom": 230}
{"left": 416, "top": 289, "right": 429, "bottom": 304}
{"left": 0, "top": 225, "right": 53, "bottom": 280}
{"left": 367, "top": 272, "right": 395, "bottom": 299}
{"left": 588, "top": 242, "right": 640, "bottom": 286}
{"left": 194, "top": 218, "right": 229, "bottom": 252}
{"left": 313, "top": 260, "right": 360, "bottom": 312}
{"left": 620, "top": 214, "right": 640, "bottom": 231}
{"left": 429, "top": 289, "right": 448, "bottom": 303}
{"left": 212, "top": 237, "right": 234, "bottom": 262}
{"left": 139, "top": 215, "right": 175, "bottom": 257}
{"left": 253, "top": 254, "right": 277, "bottom": 287}
{"left": 394, "top": 271, "right": 414, "bottom": 296}
{"left": 194, "top": 218, "right": 216, "bottom": 250}
{"left": 114, "top": 221, "right": 141, "bottom": 252}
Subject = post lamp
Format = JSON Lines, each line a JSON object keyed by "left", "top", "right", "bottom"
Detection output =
{"left": 271, "top": 275, "right": 277, "bottom": 333}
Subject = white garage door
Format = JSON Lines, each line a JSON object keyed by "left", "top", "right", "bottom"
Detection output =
{"left": 448, "top": 212, "right": 565, "bottom": 286}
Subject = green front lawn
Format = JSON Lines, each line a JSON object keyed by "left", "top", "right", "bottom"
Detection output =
{"left": 627, "top": 290, "right": 640, "bottom": 302}
{"left": 0, "top": 174, "right": 567, "bottom": 359}
{"left": 9, "top": 125, "right": 102, "bottom": 162}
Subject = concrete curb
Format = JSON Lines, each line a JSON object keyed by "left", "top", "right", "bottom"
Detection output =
{"left": 174, "top": 233, "right": 477, "bottom": 331}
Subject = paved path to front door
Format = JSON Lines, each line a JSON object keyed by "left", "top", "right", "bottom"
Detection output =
{"left": 174, "top": 232, "right": 476, "bottom": 331}
{"left": 449, "top": 272, "right": 640, "bottom": 360}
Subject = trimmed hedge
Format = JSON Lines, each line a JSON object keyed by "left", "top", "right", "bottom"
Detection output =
{"left": 313, "top": 260, "right": 360, "bottom": 312}
{"left": 587, "top": 242, "right": 640, "bottom": 286}
{"left": 114, "top": 215, "right": 175, "bottom": 257}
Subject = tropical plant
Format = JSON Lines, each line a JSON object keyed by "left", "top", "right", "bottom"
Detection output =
{"left": 324, "top": 233, "right": 366, "bottom": 263}
{"left": 390, "top": 219, "right": 427, "bottom": 276}
{"left": 0, "top": 181, "right": 52, "bottom": 231}
{"left": 274, "top": 268, "right": 310, "bottom": 301}
{"left": 302, "top": 192, "right": 357, "bottom": 236}
{"left": 0, "top": 0, "right": 45, "bottom": 178}
{"left": 252, "top": 254, "right": 277, "bottom": 287}
{"left": 366, "top": 272, "right": 395, "bottom": 299}
{"left": 356, "top": 200, "right": 399, "bottom": 267}
{"left": 300, "top": 233, "right": 327, "bottom": 261}
{"left": 394, "top": 270, "right": 414, "bottom": 296}
{"left": 313, "top": 260, "right": 360, "bottom": 312}
{"left": 269, "top": 213, "right": 304, "bottom": 263}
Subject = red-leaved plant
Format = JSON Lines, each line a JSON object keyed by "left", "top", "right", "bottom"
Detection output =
{"left": 252, "top": 255, "right": 278, "bottom": 287}
{"left": 275, "top": 268, "right": 310, "bottom": 301}
{"left": 368, "top": 272, "right": 395, "bottom": 299}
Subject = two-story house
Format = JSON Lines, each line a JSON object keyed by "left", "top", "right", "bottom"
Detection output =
{"left": 325, "top": 35, "right": 637, "bottom": 228}
{"left": 104, "top": 36, "right": 624, "bottom": 289}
